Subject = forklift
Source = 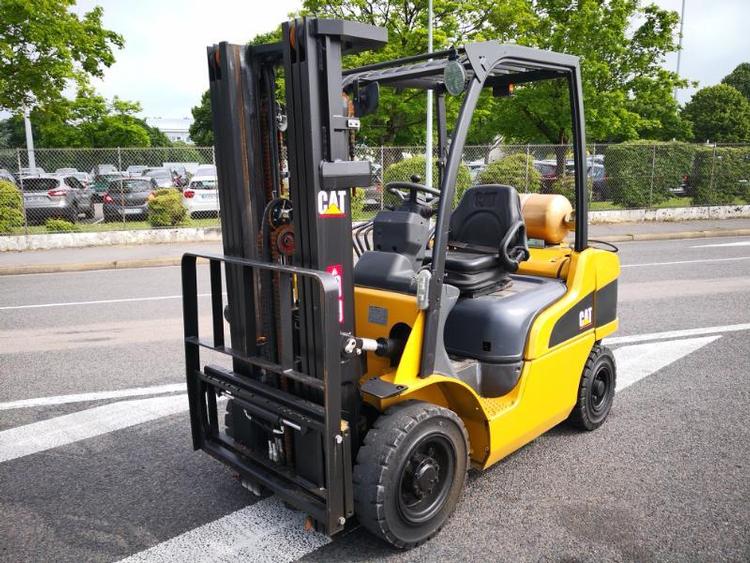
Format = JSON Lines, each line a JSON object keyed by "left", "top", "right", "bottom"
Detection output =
{"left": 182, "top": 17, "right": 620, "bottom": 548}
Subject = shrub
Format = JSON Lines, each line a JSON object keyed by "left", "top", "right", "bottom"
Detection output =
{"left": 147, "top": 188, "right": 188, "bottom": 227}
{"left": 44, "top": 218, "right": 81, "bottom": 232}
{"left": 0, "top": 180, "right": 24, "bottom": 234}
{"left": 476, "top": 153, "right": 541, "bottom": 193}
{"left": 382, "top": 155, "right": 471, "bottom": 207}
{"left": 351, "top": 187, "right": 367, "bottom": 221}
{"left": 691, "top": 146, "right": 750, "bottom": 205}
{"left": 605, "top": 141, "right": 696, "bottom": 208}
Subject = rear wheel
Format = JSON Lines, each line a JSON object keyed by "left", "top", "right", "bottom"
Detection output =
{"left": 353, "top": 400, "right": 468, "bottom": 549}
{"left": 568, "top": 344, "right": 616, "bottom": 431}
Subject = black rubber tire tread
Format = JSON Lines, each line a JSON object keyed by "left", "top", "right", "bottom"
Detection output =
{"left": 353, "top": 400, "right": 469, "bottom": 549}
{"left": 568, "top": 343, "right": 617, "bottom": 431}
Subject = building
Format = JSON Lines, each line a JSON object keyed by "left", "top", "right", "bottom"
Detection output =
{"left": 145, "top": 117, "right": 193, "bottom": 144}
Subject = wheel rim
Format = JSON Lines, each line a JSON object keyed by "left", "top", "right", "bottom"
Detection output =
{"left": 397, "top": 434, "right": 455, "bottom": 524}
{"left": 590, "top": 363, "right": 613, "bottom": 414}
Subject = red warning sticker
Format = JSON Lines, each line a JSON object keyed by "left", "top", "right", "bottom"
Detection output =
{"left": 325, "top": 263, "right": 344, "bottom": 324}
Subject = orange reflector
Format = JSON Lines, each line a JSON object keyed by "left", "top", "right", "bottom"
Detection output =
{"left": 289, "top": 25, "right": 296, "bottom": 50}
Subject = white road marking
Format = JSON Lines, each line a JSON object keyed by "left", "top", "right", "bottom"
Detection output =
{"left": 0, "top": 383, "right": 185, "bottom": 411}
{"left": 613, "top": 335, "right": 721, "bottom": 392}
{"left": 119, "top": 496, "right": 330, "bottom": 563}
{"left": 621, "top": 256, "right": 750, "bottom": 268}
{"left": 0, "top": 293, "right": 210, "bottom": 311}
{"left": 0, "top": 394, "right": 188, "bottom": 464}
{"left": 605, "top": 322, "right": 750, "bottom": 345}
{"left": 691, "top": 240, "right": 750, "bottom": 248}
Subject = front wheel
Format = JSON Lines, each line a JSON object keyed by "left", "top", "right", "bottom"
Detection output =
{"left": 353, "top": 400, "right": 468, "bottom": 549}
{"left": 568, "top": 344, "right": 616, "bottom": 431}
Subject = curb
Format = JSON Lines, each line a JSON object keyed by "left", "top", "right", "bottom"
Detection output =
{"left": 1, "top": 228, "right": 749, "bottom": 276}
{"left": 592, "top": 228, "right": 750, "bottom": 243}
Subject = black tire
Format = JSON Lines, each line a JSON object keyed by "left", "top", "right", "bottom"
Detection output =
{"left": 353, "top": 400, "right": 469, "bottom": 549}
{"left": 568, "top": 344, "right": 616, "bottom": 431}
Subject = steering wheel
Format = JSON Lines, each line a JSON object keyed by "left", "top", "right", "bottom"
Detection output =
{"left": 385, "top": 174, "right": 441, "bottom": 204}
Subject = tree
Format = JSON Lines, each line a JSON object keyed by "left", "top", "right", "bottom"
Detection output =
{"left": 301, "top": 0, "right": 689, "bottom": 147}
{"left": 682, "top": 84, "right": 750, "bottom": 143}
{"left": 722, "top": 63, "right": 750, "bottom": 101}
{"left": 189, "top": 90, "right": 213, "bottom": 146}
{"left": 1, "top": 88, "right": 156, "bottom": 148}
{"left": 0, "top": 0, "right": 123, "bottom": 113}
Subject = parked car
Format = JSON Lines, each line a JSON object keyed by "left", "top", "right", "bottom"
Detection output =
{"left": 70, "top": 171, "right": 92, "bottom": 186}
{"left": 91, "top": 164, "right": 118, "bottom": 176}
{"left": 91, "top": 172, "right": 127, "bottom": 202}
{"left": 18, "top": 167, "right": 45, "bottom": 180}
{"left": 0, "top": 168, "right": 17, "bottom": 185}
{"left": 21, "top": 175, "right": 94, "bottom": 223}
{"left": 193, "top": 164, "right": 216, "bottom": 177}
{"left": 142, "top": 168, "right": 175, "bottom": 188}
{"left": 564, "top": 161, "right": 609, "bottom": 201}
{"left": 102, "top": 178, "right": 156, "bottom": 221}
{"left": 126, "top": 165, "right": 148, "bottom": 177}
{"left": 466, "top": 158, "right": 486, "bottom": 181}
{"left": 182, "top": 175, "right": 219, "bottom": 217}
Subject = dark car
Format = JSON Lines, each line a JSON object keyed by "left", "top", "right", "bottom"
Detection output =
{"left": 91, "top": 173, "right": 127, "bottom": 202}
{"left": 103, "top": 178, "right": 156, "bottom": 221}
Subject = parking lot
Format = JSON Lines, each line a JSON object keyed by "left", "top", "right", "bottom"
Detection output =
{"left": 0, "top": 235, "right": 748, "bottom": 561}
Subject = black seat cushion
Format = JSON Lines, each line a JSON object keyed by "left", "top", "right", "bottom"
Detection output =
{"left": 443, "top": 251, "right": 499, "bottom": 273}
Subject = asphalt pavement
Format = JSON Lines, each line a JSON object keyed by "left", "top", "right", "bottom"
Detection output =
{"left": 0, "top": 235, "right": 749, "bottom": 562}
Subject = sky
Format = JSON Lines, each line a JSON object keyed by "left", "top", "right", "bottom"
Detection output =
{"left": 47, "top": 0, "right": 750, "bottom": 119}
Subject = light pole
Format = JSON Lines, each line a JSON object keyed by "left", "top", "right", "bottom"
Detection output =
{"left": 425, "top": 0, "right": 433, "bottom": 189}
{"left": 23, "top": 108, "right": 36, "bottom": 172}
{"left": 674, "top": 0, "right": 686, "bottom": 101}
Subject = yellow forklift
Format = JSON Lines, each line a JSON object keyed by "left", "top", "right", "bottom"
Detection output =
{"left": 182, "top": 17, "right": 619, "bottom": 549}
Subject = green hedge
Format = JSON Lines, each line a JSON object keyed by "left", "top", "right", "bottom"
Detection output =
{"left": 691, "top": 146, "right": 750, "bottom": 205}
{"left": 44, "top": 218, "right": 81, "bottom": 232}
{"left": 476, "top": 153, "right": 541, "bottom": 193}
{"left": 0, "top": 180, "right": 24, "bottom": 234}
{"left": 382, "top": 155, "right": 471, "bottom": 207}
{"left": 147, "top": 188, "right": 188, "bottom": 227}
{"left": 605, "top": 141, "right": 696, "bottom": 208}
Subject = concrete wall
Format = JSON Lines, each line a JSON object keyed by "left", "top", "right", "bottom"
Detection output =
{"left": 2, "top": 204, "right": 749, "bottom": 251}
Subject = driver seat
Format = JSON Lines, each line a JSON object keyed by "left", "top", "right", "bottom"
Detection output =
{"left": 443, "top": 184, "right": 529, "bottom": 296}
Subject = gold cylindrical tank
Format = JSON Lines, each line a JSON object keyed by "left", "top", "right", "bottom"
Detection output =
{"left": 519, "top": 193, "right": 575, "bottom": 244}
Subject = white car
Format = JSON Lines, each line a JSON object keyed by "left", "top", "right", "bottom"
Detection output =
{"left": 182, "top": 175, "right": 219, "bottom": 217}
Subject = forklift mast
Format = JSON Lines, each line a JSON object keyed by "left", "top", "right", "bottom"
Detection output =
{"left": 182, "top": 18, "right": 387, "bottom": 535}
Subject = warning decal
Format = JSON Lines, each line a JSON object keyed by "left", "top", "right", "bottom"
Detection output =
{"left": 325, "top": 264, "right": 345, "bottom": 324}
{"left": 318, "top": 190, "right": 347, "bottom": 218}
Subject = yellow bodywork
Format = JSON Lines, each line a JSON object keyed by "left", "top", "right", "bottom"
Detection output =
{"left": 354, "top": 245, "right": 620, "bottom": 469}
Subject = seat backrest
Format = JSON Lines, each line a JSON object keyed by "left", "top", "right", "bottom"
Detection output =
{"left": 449, "top": 184, "right": 524, "bottom": 248}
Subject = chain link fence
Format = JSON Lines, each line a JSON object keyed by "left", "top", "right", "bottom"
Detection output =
{"left": 0, "top": 146, "right": 217, "bottom": 234}
{"left": 1, "top": 143, "right": 748, "bottom": 234}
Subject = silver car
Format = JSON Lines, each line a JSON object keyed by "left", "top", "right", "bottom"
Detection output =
{"left": 142, "top": 168, "right": 175, "bottom": 188}
{"left": 21, "top": 175, "right": 94, "bottom": 224}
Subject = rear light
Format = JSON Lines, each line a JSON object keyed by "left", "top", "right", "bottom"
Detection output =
{"left": 183, "top": 189, "right": 195, "bottom": 199}
{"left": 48, "top": 189, "right": 67, "bottom": 197}
{"left": 103, "top": 193, "right": 113, "bottom": 203}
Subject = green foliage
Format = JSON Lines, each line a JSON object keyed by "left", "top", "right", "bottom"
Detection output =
{"left": 722, "top": 63, "right": 750, "bottom": 101}
{"left": 1, "top": 87, "right": 156, "bottom": 148}
{"left": 682, "top": 84, "right": 750, "bottom": 143}
{"left": 44, "top": 218, "right": 81, "bottom": 233}
{"left": 691, "top": 146, "right": 750, "bottom": 205}
{"left": 351, "top": 187, "right": 366, "bottom": 221}
{"left": 476, "top": 153, "right": 541, "bottom": 193}
{"left": 383, "top": 155, "right": 471, "bottom": 206}
{"left": 0, "top": 180, "right": 23, "bottom": 233}
{"left": 0, "top": 1, "right": 123, "bottom": 113}
{"left": 605, "top": 141, "right": 696, "bottom": 208}
{"left": 147, "top": 188, "right": 188, "bottom": 227}
{"left": 189, "top": 91, "right": 213, "bottom": 147}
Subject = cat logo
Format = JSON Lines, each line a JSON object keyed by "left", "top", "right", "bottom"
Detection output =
{"left": 578, "top": 306, "right": 593, "bottom": 329}
{"left": 317, "top": 189, "right": 348, "bottom": 218}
